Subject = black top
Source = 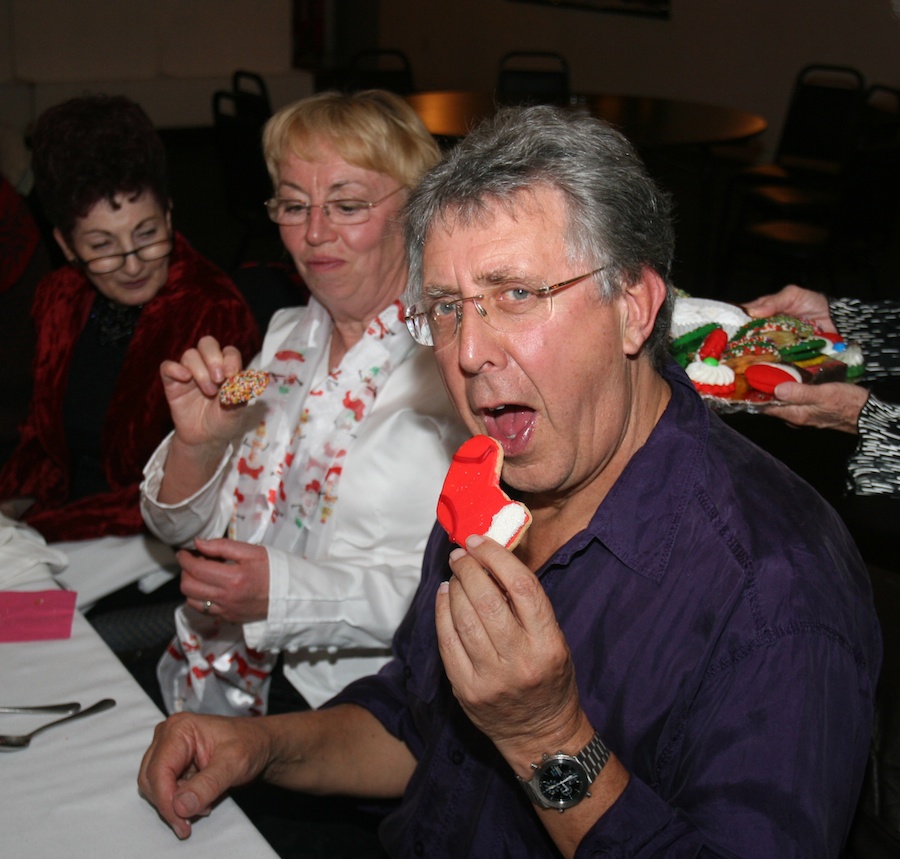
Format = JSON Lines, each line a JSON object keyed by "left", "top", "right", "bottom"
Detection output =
{"left": 62, "top": 295, "right": 141, "bottom": 501}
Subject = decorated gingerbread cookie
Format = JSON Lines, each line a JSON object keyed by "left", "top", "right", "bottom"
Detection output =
{"left": 437, "top": 435, "right": 532, "bottom": 550}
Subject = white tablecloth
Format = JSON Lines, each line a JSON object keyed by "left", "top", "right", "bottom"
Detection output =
{"left": 0, "top": 609, "right": 278, "bottom": 858}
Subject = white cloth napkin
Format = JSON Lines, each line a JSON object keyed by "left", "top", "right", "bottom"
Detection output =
{"left": 0, "top": 513, "right": 68, "bottom": 591}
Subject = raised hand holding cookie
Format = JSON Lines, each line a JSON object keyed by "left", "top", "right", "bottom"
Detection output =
{"left": 437, "top": 436, "right": 532, "bottom": 550}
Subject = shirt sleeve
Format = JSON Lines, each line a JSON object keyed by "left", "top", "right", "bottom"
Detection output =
{"left": 829, "top": 297, "right": 900, "bottom": 379}
{"left": 575, "top": 631, "right": 874, "bottom": 857}
{"left": 846, "top": 392, "right": 900, "bottom": 496}
{"left": 140, "top": 432, "right": 238, "bottom": 546}
{"left": 323, "top": 525, "right": 449, "bottom": 762}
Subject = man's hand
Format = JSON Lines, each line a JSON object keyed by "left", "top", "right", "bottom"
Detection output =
{"left": 436, "top": 535, "right": 630, "bottom": 858}
{"left": 742, "top": 284, "right": 837, "bottom": 332}
{"left": 763, "top": 381, "right": 869, "bottom": 434}
{"left": 434, "top": 535, "right": 587, "bottom": 768}
{"left": 178, "top": 538, "right": 270, "bottom": 624}
{"left": 138, "top": 712, "right": 272, "bottom": 840}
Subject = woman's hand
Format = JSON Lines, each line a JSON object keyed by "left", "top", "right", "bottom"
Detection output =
{"left": 178, "top": 538, "right": 270, "bottom": 624}
{"left": 763, "top": 381, "right": 869, "bottom": 434}
{"left": 160, "top": 336, "right": 247, "bottom": 449}
{"left": 157, "top": 337, "right": 257, "bottom": 504}
{"left": 742, "top": 284, "right": 837, "bottom": 332}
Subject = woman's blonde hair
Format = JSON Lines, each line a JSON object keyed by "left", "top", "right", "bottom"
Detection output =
{"left": 263, "top": 89, "right": 440, "bottom": 190}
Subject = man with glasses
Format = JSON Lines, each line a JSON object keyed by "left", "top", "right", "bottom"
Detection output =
{"left": 140, "top": 106, "right": 879, "bottom": 859}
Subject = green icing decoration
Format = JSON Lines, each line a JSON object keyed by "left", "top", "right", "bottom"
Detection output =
{"left": 670, "top": 322, "right": 718, "bottom": 353}
{"left": 778, "top": 338, "right": 826, "bottom": 360}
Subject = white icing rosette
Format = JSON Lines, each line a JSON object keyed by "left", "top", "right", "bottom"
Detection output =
{"left": 671, "top": 297, "right": 751, "bottom": 340}
{"left": 686, "top": 359, "right": 736, "bottom": 388}
{"left": 837, "top": 342, "right": 864, "bottom": 369}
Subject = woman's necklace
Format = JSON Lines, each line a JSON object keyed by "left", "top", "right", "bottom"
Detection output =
{"left": 90, "top": 296, "right": 143, "bottom": 346}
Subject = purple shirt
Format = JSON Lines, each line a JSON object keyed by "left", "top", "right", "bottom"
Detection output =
{"left": 329, "top": 364, "right": 881, "bottom": 858}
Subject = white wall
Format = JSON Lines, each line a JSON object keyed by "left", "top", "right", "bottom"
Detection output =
{"left": 0, "top": 0, "right": 313, "bottom": 138}
{"left": 4, "top": 0, "right": 899, "bottom": 158}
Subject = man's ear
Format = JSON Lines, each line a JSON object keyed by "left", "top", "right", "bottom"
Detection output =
{"left": 52, "top": 227, "right": 76, "bottom": 263}
{"left": 621, "top": 268, "right": 667, "bottom": 356}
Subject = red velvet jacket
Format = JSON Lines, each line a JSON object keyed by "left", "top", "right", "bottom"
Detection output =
{"left": 0, "top": 233, "right": 261, "bottom": 542}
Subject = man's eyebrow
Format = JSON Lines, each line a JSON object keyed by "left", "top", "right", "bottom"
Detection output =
{"left": 422, "top": 283, "right": 457, "bottom": 299}
{"left": 481, "top": 268, "right": 532, "bottom": 286}
{"left": 422, "top": 267, "right": 533, "bottom": 296}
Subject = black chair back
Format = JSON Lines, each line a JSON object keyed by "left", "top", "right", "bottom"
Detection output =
{"left": 862, "top": 84, "right": 900, "bottom": 147}
{"left": 776, "top": 64, "right": 866, "bottom": 170}
{"left": 341, "top": 49, "right": 415, "bottom": 95}
{"left": 211, "top": 70, "right": 276, "bottom": 266}
{"left": 496, "top": 51, "right": 570, "bottom": 106}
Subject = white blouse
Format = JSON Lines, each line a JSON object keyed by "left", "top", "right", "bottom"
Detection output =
{"left": 141, "top": 305, "right": 465, "bottom": 707}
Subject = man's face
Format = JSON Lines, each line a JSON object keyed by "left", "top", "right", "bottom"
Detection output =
{"left": 425, "top": 186, "right": 659, "bottom": 503}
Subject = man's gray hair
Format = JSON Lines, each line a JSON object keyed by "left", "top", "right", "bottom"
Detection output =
{"left": 403, "top": 105, "right": 676, "bottom": 368}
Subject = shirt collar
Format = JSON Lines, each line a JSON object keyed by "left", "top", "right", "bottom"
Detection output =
{"left": 550, "top": 361, "right": 707, "bottom": 583}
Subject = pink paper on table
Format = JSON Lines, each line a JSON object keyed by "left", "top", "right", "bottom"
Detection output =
{"left": 0, "top": 590, "right": 77, "bottom": 642}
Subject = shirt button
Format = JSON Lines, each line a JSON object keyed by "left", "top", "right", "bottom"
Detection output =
{"left": 403, "top": 666, "right": 413, "bottom": 679}
{"left": 414, "top": 840, "right": 425, "bottom": 855}
{"left": 450, "top": 749, "right": 464, "bottom": 765}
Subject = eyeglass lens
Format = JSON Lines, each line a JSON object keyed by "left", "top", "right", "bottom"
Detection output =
{"left": 266, "top": 186, "right": 404, "bottom": 226}
{"left": 407, "top": 268, "right": 602, "bottom": 348}
{"left": 83, "top": 238, "right": 173, "bottom": 274}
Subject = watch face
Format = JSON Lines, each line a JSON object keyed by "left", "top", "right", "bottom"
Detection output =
{"left": 537, "top": 757, "right": 588, "bottom": 808}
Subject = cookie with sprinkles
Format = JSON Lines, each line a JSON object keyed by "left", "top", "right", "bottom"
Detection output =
{"left": 219, "top": 369, "right": 270, "bottom": 405}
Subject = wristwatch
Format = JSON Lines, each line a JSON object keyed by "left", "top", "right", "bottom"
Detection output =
{"left": 517, "top": 732, "right": 611, "bottom": 811}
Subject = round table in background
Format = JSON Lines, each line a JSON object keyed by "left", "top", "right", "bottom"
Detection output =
{"left": 404, "top": 90, "right": 767, "bottom": 150}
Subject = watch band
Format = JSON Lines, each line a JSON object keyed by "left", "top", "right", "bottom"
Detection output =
{"left": 518, "top": 731, "right": 611, "bottom": 810}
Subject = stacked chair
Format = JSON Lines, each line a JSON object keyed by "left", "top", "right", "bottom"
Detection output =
{"left": 739, "top": 64, "right": 866, "bottom": 190}
{"left": 496, "top": 50, "right": 570, "bottom": 106}
{"left": 316, "top": 49, "right": 416, "bottom": 96}
{"left": 211, "top": 70, "right": 278, "bottom": 268}
{"left": 719, "top": 64, "right": 900, "bottom": 295}
{"left": 861, "top": 84, "right": 900, "bottom": 147}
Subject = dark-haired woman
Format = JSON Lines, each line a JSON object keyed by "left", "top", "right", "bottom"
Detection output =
{"left": 0, "top": 94, "right": 260, "bottom": 608}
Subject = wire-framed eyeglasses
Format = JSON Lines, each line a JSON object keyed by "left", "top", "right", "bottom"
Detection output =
{"left": 265, "top": 185, "right": 405, "bottom": 226}
{"left": 404, "top": 267, "right": 605, "bottom": 350}
{"left": 75, "top": 237, "right": 174, "bottom": 275}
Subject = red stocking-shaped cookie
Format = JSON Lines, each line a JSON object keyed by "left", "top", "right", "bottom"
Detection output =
{"left": 437, "top": 436, "right": 532, "bottom": 549}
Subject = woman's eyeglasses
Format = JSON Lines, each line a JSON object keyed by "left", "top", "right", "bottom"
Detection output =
{"left": 265, "top": 186, "right": 405, "bottom": 226}
{"left": 75, "top": 237, "right": 174, "bottom": 275}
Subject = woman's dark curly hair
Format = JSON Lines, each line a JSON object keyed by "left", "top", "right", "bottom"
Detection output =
{"left": 31, "top": 94, "right": 168, "bottom": 238}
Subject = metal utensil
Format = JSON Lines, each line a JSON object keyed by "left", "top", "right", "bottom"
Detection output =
{"left": 0, "top": 698, "right": 115, "bottom": 750}
{"left": 0, "top": 703, "right": 81, "bottom": 716}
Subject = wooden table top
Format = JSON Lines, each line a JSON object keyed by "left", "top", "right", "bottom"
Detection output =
{"left": 405, "top": 90, "right": 767, "bottom": 149}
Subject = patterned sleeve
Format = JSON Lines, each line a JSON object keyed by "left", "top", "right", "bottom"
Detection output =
{"left": 846, "top": 393, "right": 900, "bottom": 497}
{"left": 828, "top": 297, "right": 900, "bottom": 380}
